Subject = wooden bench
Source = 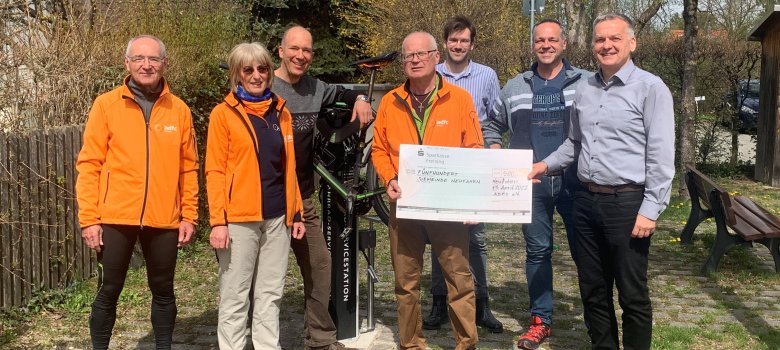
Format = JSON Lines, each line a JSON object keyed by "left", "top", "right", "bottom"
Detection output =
{"left": 680, "top": 164, "right": 780, "bottom": 273}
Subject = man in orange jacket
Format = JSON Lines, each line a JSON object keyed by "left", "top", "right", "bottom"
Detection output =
{"left": 371, "top": 31, "right": 483, "bottom": 350}
{"left": 75, "top": 35, "right": 198, "bottom": 350}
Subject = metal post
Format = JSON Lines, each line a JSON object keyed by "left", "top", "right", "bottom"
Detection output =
{"left": 359, "top": 215, "right": 381, "bottom": 333}
{"left": 366, "top": 221, "right": 376, "bottom": 332}
{"left": 529, "top": 0, "right": 535, "bottom": 47}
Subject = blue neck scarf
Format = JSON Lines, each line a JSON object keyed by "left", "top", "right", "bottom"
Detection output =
{"left": 236, "top": 85, "right": 272, "bottom": 102}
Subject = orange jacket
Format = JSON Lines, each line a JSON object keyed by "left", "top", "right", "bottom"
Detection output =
{"left": 372, "top": 76, "right": 484, "bottom": 186}
{"left": 76, "top": 77, "right": 199, "bottom": 229}
{"left": 205, "top": 92, "right": 303, "bottom": 227}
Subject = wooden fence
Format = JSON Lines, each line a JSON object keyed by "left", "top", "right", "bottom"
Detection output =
{"left": 0, "top": 125, "right": 94, "bottom": 309}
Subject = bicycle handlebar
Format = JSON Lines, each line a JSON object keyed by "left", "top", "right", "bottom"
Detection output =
{"left": 350, "top": 51, "right": 399, "bottom": 70}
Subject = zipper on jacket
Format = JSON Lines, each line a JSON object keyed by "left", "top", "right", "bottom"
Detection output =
{"left": 228, "top": 174, "right": 235, "bottom": 201}
{"left": 139, "top": 119, "right": 150, "bottom": 229}
{"left": 226, "top": 94, "right": 281, "bottom": 221}
{"left": 123, "top": 94, "right": 154, "bottom": 230}
{"left": 103, "top": 171, "right": 111, "bottom": 203}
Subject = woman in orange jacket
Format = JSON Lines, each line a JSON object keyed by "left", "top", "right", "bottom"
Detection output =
{"left": 205, "top": 42, "right": 304, "bottom": 350}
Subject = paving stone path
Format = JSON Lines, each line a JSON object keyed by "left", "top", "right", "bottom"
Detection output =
{"left": 36, "top": 221, "right": 780, "bottom": 349}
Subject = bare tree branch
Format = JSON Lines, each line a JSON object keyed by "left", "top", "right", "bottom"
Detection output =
{"left": 634, "top": 0, "right": 665, "bottom": 35}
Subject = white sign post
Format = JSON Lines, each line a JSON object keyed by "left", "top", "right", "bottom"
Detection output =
{"left": 522, "top": 0, "right": 546, "bottom": 47}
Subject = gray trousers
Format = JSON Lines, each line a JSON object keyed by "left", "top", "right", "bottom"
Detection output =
{"left": 216, "top": 217, "right": 290, "bottom": 350}
{"left": 430, "top": 223, "right": 489, "bottom": 298}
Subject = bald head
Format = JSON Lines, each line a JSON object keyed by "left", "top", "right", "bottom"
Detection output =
{"left": 281, "top": 25, "right": 312, "bottom": 47}
{"left": 402, "top": 32, "right": 437, "bottom": 55}
{"left": 277, "top": 25, "right": 314, "bottom": 84}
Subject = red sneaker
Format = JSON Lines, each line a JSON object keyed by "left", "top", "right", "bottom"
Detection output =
{"left": 513, "top": 316, "right": 551, "bottom": 350}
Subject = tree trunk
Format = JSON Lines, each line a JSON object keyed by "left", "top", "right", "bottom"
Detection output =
{"left": 84, "top": 0, "right": 95, "bottom": 28}
{"left": 565, "top": 0, "right": 589, "bottom": 48}
{"left": 593, "top": 0, "right": 614, "bottom": 15}
{"left": 731, "top": 128, "right": 739, "bottom": 165}
{"left": 679, "top": 0, "right": 699, "bottom": 198}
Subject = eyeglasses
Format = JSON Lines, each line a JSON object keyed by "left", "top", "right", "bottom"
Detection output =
{"left": 401, "top": 50, "right": 437, "bottom": 62}
{"left": 126, "top": 55, "right": 165, "bottom": 66}
{"left": 241, "top": 65, "right": 270, "bottom": 75}
{"left": 446, "top": 38, "right": 472, "bottom": 46}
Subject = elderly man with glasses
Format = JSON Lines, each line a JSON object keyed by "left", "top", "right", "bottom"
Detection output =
{"left": 76, "top": 34, "right": 198, "bottom": 349}
{"left": 423, "top": 15, "right": 503, "bottom": 334}
{"left": 371, "top": 31, "right": 483, "bottom": 350}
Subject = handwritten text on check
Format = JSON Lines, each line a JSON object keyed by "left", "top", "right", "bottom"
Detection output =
{"left": 396, "top": 145, "right": 533, "bottom": 223}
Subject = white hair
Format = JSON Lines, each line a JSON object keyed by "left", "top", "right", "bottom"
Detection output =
{"left": 401, "top": 31, "right": 438, "bottom": 54}
{"left": 125, "top": 35, "right": 167, "bottom": 58}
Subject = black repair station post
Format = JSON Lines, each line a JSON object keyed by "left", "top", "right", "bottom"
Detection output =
{"left": 320, "top": 180, "right": 359, "bottom": 340}
{"left": 315, "top": 106, "right": 362, "bottom": 340}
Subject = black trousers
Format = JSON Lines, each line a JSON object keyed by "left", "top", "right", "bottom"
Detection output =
{"left": 572, "top": 189, "right": 652, "bottom": 350}
{"left": 90, "top": 225, "right": 179, "bottom": 350}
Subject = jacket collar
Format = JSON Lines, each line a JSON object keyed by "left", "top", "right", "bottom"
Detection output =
{"left": 120, "top": 75, "right": 170, "bottom": 99}
{"left": 399, "top": 72, "right": 449, "bottom": 99}
{"left": 523, "top": 58, "right": 579, "bottom": 81}
{"left": 224, "top": 90, "right": 286, "bottom": 113}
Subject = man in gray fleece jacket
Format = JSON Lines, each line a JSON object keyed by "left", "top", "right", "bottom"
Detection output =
{"left": 271, "top": 25, "right": 372, "bottom": 350}
{"left": 480, "top": 19, "right": 592, "bottom": 350}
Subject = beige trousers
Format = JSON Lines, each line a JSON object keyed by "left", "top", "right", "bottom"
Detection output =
{"left": 216, "top": 217, "right": 290, "bottom": 350}
{"left": 389, "top": 204, "right": 478, "bottom": 350}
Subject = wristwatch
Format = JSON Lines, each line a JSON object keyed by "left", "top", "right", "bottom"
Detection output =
{"left": 356, "top": 95, "right": 370, "bottom": 103}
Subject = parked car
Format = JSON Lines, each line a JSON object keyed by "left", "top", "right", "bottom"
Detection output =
{"left": 727, "top": 79, "right": 760, "bottom": 133}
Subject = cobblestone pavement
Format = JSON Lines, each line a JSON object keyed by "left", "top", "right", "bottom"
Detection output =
{"left": 35, "top": 221, "right": 780, "bottom": 349}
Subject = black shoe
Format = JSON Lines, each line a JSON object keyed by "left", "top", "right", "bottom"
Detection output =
{"left": 422, "top": 295, "right": 448, "bottom": 330}
{"left": 476, "top": 297, "right": 503, "bottom": 333}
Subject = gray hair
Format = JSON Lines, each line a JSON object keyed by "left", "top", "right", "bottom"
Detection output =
{"left": 401, "top": 31, "right": 438, "bottom": 54}
{"left": 592, "top": 13, "right": 635, "bottom": 39}
{"left": 125, "top": 35, "right": 167, "bottom": 58}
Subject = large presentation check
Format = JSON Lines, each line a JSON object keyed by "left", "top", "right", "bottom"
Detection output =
{"left": 396, "top": 144, "right": 533, "bottom": 223}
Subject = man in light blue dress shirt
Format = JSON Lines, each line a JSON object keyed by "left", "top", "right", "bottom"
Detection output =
{"left": 422, "top": 15, "right": 503, "bottom": 334}
{"left": 529, "top": 13, "right": 675, "bottom": 350}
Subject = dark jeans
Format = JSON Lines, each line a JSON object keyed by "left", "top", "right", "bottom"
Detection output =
{"left": 90, "top": 225, "right": 179, "bottom": 350}
{"left": 291, "top": 197, "right": 337, "bottom": 348}
{"left": 573, "top": 189, "right": 652, "bottom": 350}
{"left": 521, "top": 174, "right": 576, "bottom": 325}
{"left": 430, "top": 223, "right": 488, "bottom": 298}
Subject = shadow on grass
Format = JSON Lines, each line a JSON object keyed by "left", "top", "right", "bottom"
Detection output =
{"left": 411, "top": 273, "right": 589, "bottom": 350}
{"left": 701, "top": 249, "right": 780, "bottom": 349}
{"left": 131, "top": 282, "right": 308, "bottom": 349}
{"left": 675, "top": 229, "right": 780, "bottom": 349}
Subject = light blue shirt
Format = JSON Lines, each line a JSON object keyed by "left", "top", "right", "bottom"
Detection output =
{"left": 544, "top": 60, "right": 675, "bottom": 220}
{"left": 436, "top": 60, "right": 500, "bottom": 122}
